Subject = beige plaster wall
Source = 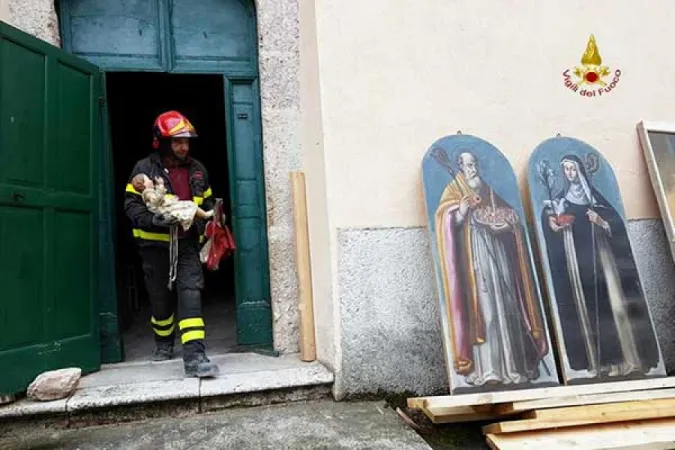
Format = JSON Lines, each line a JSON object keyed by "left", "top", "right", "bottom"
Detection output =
{"left": 299, "top": 0, "right": 338, "bottom": 369}
{"left": 0, "top": 0, "right": 9, "bottom": 23}
{"left": 313, "top": 0, "right": 675, "bottom": 227}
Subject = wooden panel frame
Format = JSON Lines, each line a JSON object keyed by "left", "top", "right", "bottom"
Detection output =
{"left": 637, "top": 120, "right": 675, "bottom": 263}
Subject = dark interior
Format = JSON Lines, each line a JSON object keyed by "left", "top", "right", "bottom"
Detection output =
{"left": 106, "top": 72, "right": 236, "bottom": 361}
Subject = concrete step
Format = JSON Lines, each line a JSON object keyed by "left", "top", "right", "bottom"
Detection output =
{"left": 0, "top": 353, "right": 334, "bottom": 429}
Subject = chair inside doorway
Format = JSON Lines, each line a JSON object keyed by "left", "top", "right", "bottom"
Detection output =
{"left": 106, "top": 72, "right": 236, "bottom": 362}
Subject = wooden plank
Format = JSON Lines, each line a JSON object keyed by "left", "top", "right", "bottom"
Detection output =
{"left": 290, "top": 171, "right": 317, "bottom": 362}
{"left": 494, "top": 388, "right": 675, "bottom": 414}
{"left": 422, "top": 405, "right": 514, "bottom": 424}
{"left": 407, "top": 397, "right": 427, "bottom": 409}
{"left": 525, "top": 397, "right": 675, "bottom": 421}
{"left": 422, "top": 377, "right": 675, "bottom": 410}
{"left": 484, "top": 398, "right": 675, "bottom": 434}
{"left": 485, "top": 418, "right": 675, "bottom": 450}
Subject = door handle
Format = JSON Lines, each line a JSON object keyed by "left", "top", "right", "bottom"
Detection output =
{"left": 12, "top": 192, "right": 25, "bottom": 202}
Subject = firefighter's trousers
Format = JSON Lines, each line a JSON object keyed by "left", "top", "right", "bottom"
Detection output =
{"left": 138, "top": 237, "right": 206, "bottom": 349}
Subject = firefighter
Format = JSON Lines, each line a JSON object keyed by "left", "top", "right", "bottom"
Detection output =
{"left": 124, "top": 110, "right": 219, "bottom": 378}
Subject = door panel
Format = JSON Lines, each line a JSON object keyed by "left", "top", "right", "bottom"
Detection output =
{"left": 226, "top": 79, "right": 273, "bottom": 347}
{"left": 60, "top": 0, "right": 258, "bottom": 75}
{"left": 0, "top": 22, "right": 102, "bottom": 395}
{"left": 170, "top": 0, "right": 256, "bottom": 73}
{"left": 59, "top": 0, "right": 165, "bottom": 71}
{"left": 98, "top": 73, "right": 123, "bottom": 364}
{"left": 0, "top": 207, "right": 45, "bottom": 351}
{"left": 53, "top": 63, "right": 93, "bottom": 193}
{"left": 53, "top": 212, "right": 93, "bottom": 339}
{"left": 0, "top": 40, "right": 45, "bottom": 187}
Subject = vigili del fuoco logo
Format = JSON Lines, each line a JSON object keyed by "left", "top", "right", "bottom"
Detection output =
{"left": 563, "top": 34, "right": 622, "bottom": 98}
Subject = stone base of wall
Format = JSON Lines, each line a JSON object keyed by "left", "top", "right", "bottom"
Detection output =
{"left": 335, "top": 219, "right": 675, "bottom": 398}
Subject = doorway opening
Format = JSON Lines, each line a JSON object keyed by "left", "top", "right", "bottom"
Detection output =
{"left": 106, "top": 72, "right": 236, "bottom": 362}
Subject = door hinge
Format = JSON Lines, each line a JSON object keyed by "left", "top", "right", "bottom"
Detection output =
{"left": 98, "top": 97, "right": 106, "bottom": 106}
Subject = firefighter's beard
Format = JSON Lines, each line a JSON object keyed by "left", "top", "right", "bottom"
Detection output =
{"left": 160, "top": 146, "right": 186, "bottom": 167}
{"left": 171, "top": 147, "right": 189, "bottom": 161}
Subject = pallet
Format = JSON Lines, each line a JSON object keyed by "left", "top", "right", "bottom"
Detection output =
{"left": 485, "top": 418, "right": 675, "bottom": 450}
{"left": 407, "top": 377, "right": 675, "bottom": 412}
{"left": 407, "top": 378, "right": 675, "bottom": 450}
{"left": 484, "top": 397, "right": 675, "bottom": 433}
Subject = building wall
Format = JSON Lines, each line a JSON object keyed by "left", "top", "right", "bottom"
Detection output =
{"left": 307, "top": 0, "right": 675, "bottom": 397}
{"left": 255, "top": 0, "right": 304, "bottom": 355}
{"left": 299, "top": 0, "right": 338, "bottom": 370}
{"left": 7, "top": 0, "right": 675, "bottom": 399}
{"left": 0, "top": 0, "right": 7, "bottom": 23}
{"left": 312, "top": 0, "right": 675, "bottom": 227}
{"left": 1, "top": 0, "right": 59, "bottom": 46}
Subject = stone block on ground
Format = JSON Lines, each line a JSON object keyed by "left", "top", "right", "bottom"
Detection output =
{"left": 27, "top": 368, "right": 82, "bottom": 402}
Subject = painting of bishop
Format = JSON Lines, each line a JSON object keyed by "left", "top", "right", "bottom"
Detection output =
{"left": 422, "top": 134, "right": 559, "bottom": 394}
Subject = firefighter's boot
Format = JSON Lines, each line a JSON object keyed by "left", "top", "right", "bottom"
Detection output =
{"left": 153, "top": 341, "right": 174, "bottom": 361}
{"left": 183, "top": 341, "right": 219, "bottom": 378}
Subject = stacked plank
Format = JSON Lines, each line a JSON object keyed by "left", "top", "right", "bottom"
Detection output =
{"left": 407, "top": 377, "right": 675, "bottom": 449}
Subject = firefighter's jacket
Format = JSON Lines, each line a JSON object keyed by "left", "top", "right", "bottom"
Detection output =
{"left": 124, "top": 152, "right": 215, "bottom": 246}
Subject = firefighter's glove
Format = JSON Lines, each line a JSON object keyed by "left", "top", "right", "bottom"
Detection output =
{"left": 152, "top": 214, "right": 179, "bottom": 228}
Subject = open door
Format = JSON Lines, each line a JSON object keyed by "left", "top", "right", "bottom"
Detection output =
{"left": 225, "top": 78, "right": 274, "bottom": 350}
{"left": 0, "top": 22, "right": 104, "bottom": 395}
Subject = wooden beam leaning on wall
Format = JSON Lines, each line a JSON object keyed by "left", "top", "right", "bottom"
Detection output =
{"left": 291, "top": 171, "right": 317, "bottom": 362}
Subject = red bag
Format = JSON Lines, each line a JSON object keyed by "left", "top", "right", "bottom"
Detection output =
{"left": 201, "top": 199, "right": 236, "bottom": 271}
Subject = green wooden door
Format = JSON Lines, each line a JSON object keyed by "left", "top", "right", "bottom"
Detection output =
{"left": 0, "top": 22, "right": 102, "bottom": 395}
{"left": 226, "top": 79, "right": 273, "bottom": 348}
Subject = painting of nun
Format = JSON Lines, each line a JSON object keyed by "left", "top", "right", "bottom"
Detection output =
{"left": 528, "top": 137, "right": 665, "bottom": 384}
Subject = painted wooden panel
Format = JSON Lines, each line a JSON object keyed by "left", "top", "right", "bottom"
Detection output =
{"left": 527, "top": 136, "right": 666, "bottom": 385}
{"left": 60, "top": 0, "right": 164, "bottom": 70}
{"left": 422, "top": 134, "right": 559, "bottom": 394}
{"left": 170, "top": 0, "right": 257, "bottom": 74}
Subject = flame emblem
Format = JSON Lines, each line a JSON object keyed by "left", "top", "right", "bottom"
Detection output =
{"left": 572, "top": 35, "right": 611, "bottom": 86}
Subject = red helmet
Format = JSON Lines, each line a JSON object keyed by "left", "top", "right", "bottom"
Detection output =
{"left": 152, "top": 110, "right": 197, "bottom": 149}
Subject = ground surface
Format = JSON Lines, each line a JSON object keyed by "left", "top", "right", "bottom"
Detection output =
{"left": 0, "top": 400, "right": 434, "bottom": 450}
{"left": 390, "top": 400, "right": 488, "bottom": 450}
{"left": 122, "top": 296, "right": 237, "bottom": 362}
